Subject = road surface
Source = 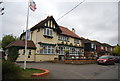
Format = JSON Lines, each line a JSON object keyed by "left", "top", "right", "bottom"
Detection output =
{"left": 18, "top": 62, "right": 119, "bottom": 79}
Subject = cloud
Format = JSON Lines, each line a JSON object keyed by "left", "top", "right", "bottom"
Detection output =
{"left": 57, "top": 2, "right": 118, "bottom": 45}
{"left": 1, "top": 1, "right": 118, "bottom": 46}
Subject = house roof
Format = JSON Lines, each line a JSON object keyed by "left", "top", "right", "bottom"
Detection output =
{"left": 81, "top": 38, "right": 92, "bottom": 43}
{"left": 5, "top": 40, "right": 36, "bottom": 49}
{"left": 59, "top": 26, "right": 81, "bottom": 39}
{"left": 102, "top": 43, "right": 112, "bottom": 47}
{"left": 20, "top": 16, "right": 82, "bottom": 39}
{"left": 91, "top": 40, "right": 102, "bottom": 46}
{"left": 31, "top": 16, "right": 61, "bottom": 31}
{"left": 20, "top": 16, "right": 61, "bottom": 38}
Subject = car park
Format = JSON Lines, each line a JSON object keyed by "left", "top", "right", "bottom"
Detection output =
{"left": 97, "top": 55, "right": 115, "bottom": 65}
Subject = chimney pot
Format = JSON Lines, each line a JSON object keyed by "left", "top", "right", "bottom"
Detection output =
{"left": 72, "top": 28, "right": 75, "bottom": 33}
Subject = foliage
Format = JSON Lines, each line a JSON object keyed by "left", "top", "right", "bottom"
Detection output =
{"left": 113, "top": 46, "right": 120, "bottom": 56}
{"left": 2, "top": 61, "right": 45, "bottom": 79}
{"left": 7, "top": 47, "right": 19, "bottom": 62}
{"left": 2, "top": 34, "right": 19, "bottom": 50}
{"left": 64, "top": 49, "right": 69, "bottom": 53}
{"left": 2, "top": 60, "right": 22, "bottom": 79}
{"left": 2, "top": 34, "right": 19, "bottom": 62}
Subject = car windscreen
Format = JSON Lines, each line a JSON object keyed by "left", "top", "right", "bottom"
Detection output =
{"left": 99, "top": 56, "right": 109, "bottom": 59}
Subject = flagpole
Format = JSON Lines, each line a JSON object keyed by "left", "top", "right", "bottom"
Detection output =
{"left": 24, "top": 0, "right": 30, "bottom": 70}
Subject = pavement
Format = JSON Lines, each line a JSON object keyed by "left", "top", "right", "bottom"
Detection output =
{"left": 17, "top": 62, "right": 119, "bottom": 79}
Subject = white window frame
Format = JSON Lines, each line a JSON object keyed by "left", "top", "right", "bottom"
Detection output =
{"left": 40, "top": 45, "right": 54, "bottom": 54}
{"left": 44, "top": 28, "right": 53, "bottom": 36}
{"left": 58, "top": 35, "right": 69, "bottom": 41}
{"left": 58, "top": 46, "right": 83, "bottom": 56}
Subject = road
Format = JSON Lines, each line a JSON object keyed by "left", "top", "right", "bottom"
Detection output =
{"left": 18, "top": 62, "right": 119, "bottom": 79}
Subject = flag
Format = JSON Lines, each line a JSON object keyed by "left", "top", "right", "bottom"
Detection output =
{"left": 26, "top": 29, "right": 31, "bottom": 40}
{"left": 29, "top": 0, "right": 36, "bottom": 11}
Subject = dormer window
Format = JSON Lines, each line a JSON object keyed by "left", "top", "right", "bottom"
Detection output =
{"left": 44, "top": 28, "right": 53, "bottom": 38}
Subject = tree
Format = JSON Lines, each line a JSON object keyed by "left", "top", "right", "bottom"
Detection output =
{"left": 2, "top": 34, "right": 19, "bottom": 62}
{"left": 7, "top": 47, "right": 19, "bottom": 62}
{"left": 113, "top": 46, "right": 120, "bottom": 56}
{"left": 2, "top": 34, "right": 19, "bottom": 50}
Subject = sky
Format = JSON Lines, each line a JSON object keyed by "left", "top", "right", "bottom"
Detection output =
{"left": 0, "top": 0, "right": 119, "bottom": 46}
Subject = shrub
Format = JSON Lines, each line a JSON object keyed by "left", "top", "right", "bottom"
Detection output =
{"left": 2, "top": 61, "right": 22, "bottom": 79}
{"left": 7, "top": 47, "right": 19, "bottom": 62}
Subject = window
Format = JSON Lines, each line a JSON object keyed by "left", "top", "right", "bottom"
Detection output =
{"left": 58, "top": 35, "right": 69, "bottom": 41}
{"left": 23, "top": 50, "right": 25, "bottom": 55}
{"left": 48, "top": 20, "right": 50, "bottom": 27}
{"left": 44, "top": 21, "right": 54, "bottom": 28}
{"left": 44, "top": 23, "right": 47, "bottom": 26}
{"left": 111, "top": 48, "right": 113, "bottom": 51}
{"left": 101, "top": 46, "right": 104, "bottom": 50}
{"left": 94, "top": 45, "right": 97, "bottom": 50}
{"left": 40, "top": 45, "right": 54, "bottom": 54}
{"left": 59, "top": 47, "right": 64, "bottom": 55}
{"left": 58, "top": 46, "right": 83, "bottom": 56}
{"left": 91, "top": 43, "right": 94, "bottom": 48}
{"left": 105, "top": 47, "right": 108, "bottom": 51}
{"left": 44, "top": 28, "right": 53, "bottom": 36}
{"left": 51, "top": 21, "right": 53, "bottom": 27}
{"left": 18, "top": 50, "right": 21, "bottom": 55}
{"left": 74, "top": 39, "right": 79, "bottom": 44}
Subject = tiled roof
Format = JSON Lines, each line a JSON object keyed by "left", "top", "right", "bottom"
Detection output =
{"left": 5, "top": 40, "right": 36, "bottom": 49}
{"left": 31, "top": 16, "right": 58, "bottom": 30}
{"left": 59, "top": 26, "right": 81, "bottom": 39}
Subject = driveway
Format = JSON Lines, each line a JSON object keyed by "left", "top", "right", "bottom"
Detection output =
{"left": 17, "top": 62, "right": 119, "bottom": 79}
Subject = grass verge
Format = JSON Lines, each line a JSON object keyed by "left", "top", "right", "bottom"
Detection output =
{"left": 21, "top": 68, "right": 45, "bottom": 79}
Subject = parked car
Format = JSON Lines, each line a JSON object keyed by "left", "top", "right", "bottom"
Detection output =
{"left": 97, "top": 55, "right": 115, "bottom": 65}
{"left": 114, "top": 56, "right": 120, "bottom": 63}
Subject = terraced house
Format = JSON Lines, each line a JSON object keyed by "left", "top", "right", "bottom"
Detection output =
{"left": 6, "top": 16, "right": 84, "bottom": 62}
{"left": 81, "top": 38, "right": 114, "bottom": 59}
